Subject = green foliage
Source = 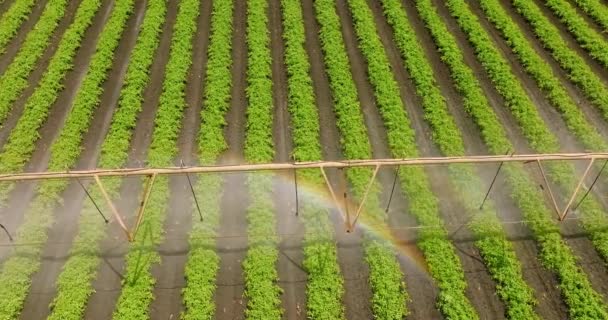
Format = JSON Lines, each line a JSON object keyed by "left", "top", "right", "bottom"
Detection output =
{"left": 0, "top": 0, "right": 133, "bottom": 318}
{"left": 0, "top": 0, "right": 68, "bottom": 125}
{"left": 572, "top": 0, "right": 608, "bottom": 31}
{"left": 511, "top": 0, "right": 608, "bottom": 122}
{"left": 418, "top": 0, "right": 608, "bottom": 317}
{"left": 47, "top": 0, "right": 166, "bottom": 318}
{"left": 241, "top": 0, "right": 282, "bottom": 318}
{"left": 181, "top": 0, "right": 233, "bottom": 318}
{"left": 380, "top": 0, "right": 537, "bottom": 318}
{"left": 0, "top": 0, "right": 35, "bottom": 53}
{"left": 112, "top": 0, "right": 199, "bottom": 319}
{"left": 314, "top": 0, "right": 408, "bottom": 318}
{"left": 544, "top": 0, "right": 608, "bottom": 69}
{"left": 0, "top": 0, "right": 102, "bottom": 205}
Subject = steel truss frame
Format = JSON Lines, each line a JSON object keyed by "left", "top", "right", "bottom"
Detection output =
{"left": 0, "top": 152, "right": 606, "bottom": 241}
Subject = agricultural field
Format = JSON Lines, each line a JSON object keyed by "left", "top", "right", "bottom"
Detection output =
{"left": 2, "top": 0, "right": 608, "bottom": 319}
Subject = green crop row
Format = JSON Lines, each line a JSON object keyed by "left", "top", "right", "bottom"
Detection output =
{"left": 450, "top": 0, "right": 608, "bottom": 271}
{"left": 480, "top": 0, "right": 606, "bottom": 151}
{"left": 0, "top": 0, "right": 103, "bottom": 205}
{"left": 112, "top": 0, "right": 199, "bottom": 318}
{"left": 314, "top": 0, "right": 409, "bottom": 318}
{"left": 346, "top": 0, "right": 480, "bottom": 318}
{"left": 181, "top": 0, "right": 233, "bottom": 318}
{"left": 0, "top": 0, "right": 133, "bottom": 318}
{"left": 572, "top": 0, "right": 608, "bottom": 31}
{"left": 0, "top": 0, "right": 35, "bottom": 53}
{"left": 510, "top": 0, "right": 608, "bottom": 122}
{"left": 418, "top": 0, "right": 608, "bottom": 317}
{"left": 0, "top": 0, "right": 68, "bottom": 125}
{"left": 483, "top": 0, "right": 608, "bottom": 262}
{"left": 380, "top": 0, "right": 538, "bottom": 318}
{"left": 544, "top": 0, "right": 608, "bottom": 69}
{"left": 47, "top": 0, "right": 166, "bottom": 318}
{"left": 242, "top": 0, "right": 282, "bottom": 318}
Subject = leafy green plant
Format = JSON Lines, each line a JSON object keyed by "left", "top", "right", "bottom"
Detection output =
{"left": 48, "top": 0, "right": 166, "bottom": 318}
{"left": 181, "top": 0, "right": 233, "bottom": 319}
{"left": 0, "top": 0, "right": 35, "bottom": 53}
{"left": 0, "top": 0, "right": 133, "bottom": 318}
{"left": 417, "top": 0, "right": 608, "bottom": 317}
{"left": 0, "top": 0, "right": 103, "bottom": 205}
{"left": 510, "top": 0, "right": 608, "bottom": 122}
{"left": 380, "top": 0, "right": 538, "bottom": 318}
{"left": 572, "top": 0, "right": 608, "bottom": 31}
{"left": 0, "top": 0, "right": 69, "bottom": 125}
{"left": 544, "top": 0, "right": 608, "bottom": 69}
{"left": 112, "top": 0, "right": 199, "bottom": 318}
{"left": 315, "top": 0, "right": 410, "bottom": 318}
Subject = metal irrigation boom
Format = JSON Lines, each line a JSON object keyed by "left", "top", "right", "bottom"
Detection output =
{"left": 0, "top": 152, "right": 605, "bottom": 240}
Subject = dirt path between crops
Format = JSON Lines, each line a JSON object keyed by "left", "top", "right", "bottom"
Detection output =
{"left": 213, "top": 0, "right": 248, "bottom": 318}
{"left": 18, "top": 2, "right": 146, "bottom": 318}
{"left": 269, "top": 0, "right": 307, "bottom": 319}
{"left": 149, "top": 1, "right": 211, "bottom": 318}
{"left": 423, "top": 0, "right": 570, "bottom": 317}
{"left": 0, "top": 0, "right": 114, "bottom": 264}
{"left": 0, "top": 0, "right": 49, "bottom": 74}
{"left": 82, "top": 1, "right": 179, "bottom": 318}
{"left": 527, "top": 0, "right": 608, "bottom": 83}
{"left": 0, "top": 0, "right": 81, "bottom": 146}
{"left": 467, "top": 0, "right": 608, "bottom": 301}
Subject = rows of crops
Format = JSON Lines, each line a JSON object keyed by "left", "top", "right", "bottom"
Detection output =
{"left": 1, "top": 0, "right": 608, "bottom": 318}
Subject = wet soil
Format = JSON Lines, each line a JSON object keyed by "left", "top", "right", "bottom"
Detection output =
{"left": 18, "top": 1, "right": 146, "bottom": 318}
{"left": 83, "top": 1, "right": 180, "bottom": 318}
{"left": 149, "top": 0, "right": 211, "bottom": 318}
{"left": 213, "top": 0, "right": 248, "bottom": 318}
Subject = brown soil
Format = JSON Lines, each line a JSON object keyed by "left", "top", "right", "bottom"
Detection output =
{"left": 82, "top": 1, "right": 180, "bottom": 318}
{"left": 18, "top": 1, "right": 146, "bottom": 318}
{"left": 0, "top": 0, "right": 49, "bottom": 74}
{"left": 267, "top": 0, "right": 307, "bottom": 318}
{"left": 213, "top": 0, "right": 248, "bottom": 318}
{"left": 0, "top": 0, "right": 114, "bottom": 263}
{"left": 149, "top": 0, "right": 212, "bottom": 318}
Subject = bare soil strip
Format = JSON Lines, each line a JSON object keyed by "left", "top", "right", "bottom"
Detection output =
{"left": 0, "top": 0, "right": 114, "bottom": 263}
{"left": 213, "top": 0, "right": 248, "bottom": 318}
{"left": 149, "top": 0, "right": 211, "bottom": 318}
{"left": 82, "top": 1, "right": 180, "bottom": 317}
{"left": 0, "top": 0, "right": 49, "bottom": 74}
{"left": 268, "top": 0, "right": 307, "bottom": 318}
{"left": 0, "top": 0, "right": 82, "bottom": 147}
{"left": 17, "top": 3, "right": 146, "bottom": 318}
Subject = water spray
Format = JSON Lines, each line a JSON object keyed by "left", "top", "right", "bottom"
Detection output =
{"left": 76, "top": 177, "right": 109, "bottom": 224}
{"left": 385, "top": 166, "right": 400, "bottom": 213}
{"left": 480, "top": 149, "right": 512, "bottom": 210}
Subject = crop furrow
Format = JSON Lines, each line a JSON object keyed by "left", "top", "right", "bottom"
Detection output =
{"left": 0, "top": 0, "right": 134, "bottom": 318}
{"left": 0, "top": 0, "right": 69, "bottom": 125}
{"left": 315, "top": 0, "right": 411, "bottom": 318}
{"left": 510, "top": 0, "right": 608, "bottom": 122}
{"left": 380, "top": 0, "right": 538, "bottom": 318}
{"left": 480, "top": 0, "right": 606, "bottom": 151}
{"left": 0, "top": 0, "right": 103, "bottom": 205}
{"left": 0, "top": 0, "right": 35, "bottom": 53}
{"left": 543, "top": 0, "right": 608, "bottom": 69}
{"left": 241, "top": 0, "right": 282, "bottom": 318}
{"left": 47, "top": 0, "right": 166, "bottom": 318}
{"left": 111, "top": 0, "right": 199, "bottom": 318}
{"left": 450, "top": 0, "right": 608, "bottom": 279}
{"left": 181, "top": 0, "right": 233, "bottom": 318}
{"left": 417, "top": 0, "right": 608, "bottom": 317}
{"left": 572, "top": 0, "right": 608, "bottom": 31}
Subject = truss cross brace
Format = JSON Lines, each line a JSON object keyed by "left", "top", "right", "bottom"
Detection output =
{"left": 94, "top": 175, "right": 132, "bottom": 241}
{"left": 560, "top": 159, "right": 595, "bottom": 221}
